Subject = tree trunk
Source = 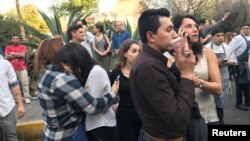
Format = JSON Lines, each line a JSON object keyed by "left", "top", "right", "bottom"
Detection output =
{"left": 16, "top": 0, "right": 27, "bottom": 41}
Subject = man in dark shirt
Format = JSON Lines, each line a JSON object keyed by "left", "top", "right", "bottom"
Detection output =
{"left": 130, "top": 8, "right": 196, "bottom": 141}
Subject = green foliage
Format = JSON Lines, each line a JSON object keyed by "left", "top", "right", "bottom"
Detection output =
{"left": 0, "top": 14, "right": 20, "bottom": 47}
{"left": 24, "top": 7, "right": 92, "bottom": 42}
{"left": 52, "top": 0, "right": 98, "bottom": 16}
{"left": 37, "top": 9, "right": 65, "bottom": 39}
{"left": 22, "top": 4, "right": 49, "bottom": 33}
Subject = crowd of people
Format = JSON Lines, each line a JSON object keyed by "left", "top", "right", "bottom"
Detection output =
{"left": 0, "top": 6, "right": 250, "bottom": 141}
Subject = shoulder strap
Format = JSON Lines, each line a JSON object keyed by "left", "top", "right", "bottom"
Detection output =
{"left": 103, "top": 34, "right": 108, "bottom": 43}
{"left": 241, "top": 34, "right": 248, "bottom": 42}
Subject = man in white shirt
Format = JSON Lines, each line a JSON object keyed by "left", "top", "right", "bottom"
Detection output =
{"left": 205, "top": 28, "right": 236, "bottom": 124}
{"left": 77, "top": 19, "right": 95, "bottom": 57}
{"left": 229, "top": 24, "right": 250, "bottom": 111}
{"left": 0, "top": 55, "right": 25, "bottom": 141}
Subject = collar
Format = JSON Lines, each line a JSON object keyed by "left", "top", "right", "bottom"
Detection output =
{"left": 45, "top": 64, "right": 62, "bottom": 72}
{"left": 116, "top": 30, "right": 125, "bottom": 34}
{"left": 142, "top": 44, "right": 167, "bottom": 64}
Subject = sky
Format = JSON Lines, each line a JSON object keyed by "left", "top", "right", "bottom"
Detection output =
{"left": 0, "top": 0, "right": 63, "bottom": 13}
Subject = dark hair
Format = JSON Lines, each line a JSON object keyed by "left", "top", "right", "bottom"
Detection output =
{"left": 197, "top": 19, "right": 206, "bottom": 25}
{"left": 35, "top": 36, "right": 64, "bottom": 75}
{"left": 240, "top": 23, "right": 250, "bottom": 28}
{"left": 172, "top": 15, "right": 203, "bottom": 60}
{"left": 116, "top": 39, "right": 139, "bottom": 68}
{"left": 80, "top": 19, "right": 88, "bottom": 26}
{"left": 57, "top": 42, "right": 96, "bottom": 86}
{"left": 67, "top": 24, "right": 83, "bottom": 40}
{"left": 138, "top": 8, "right": 170, "bottom": 43}
{"left": 94, "top": 23, "right": 104, "bottom": 33}
{"left": 211, "top": 28, "right": 224, "bottom": 36}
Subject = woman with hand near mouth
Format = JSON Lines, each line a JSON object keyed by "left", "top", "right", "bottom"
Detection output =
{"left": 172, "top": 15, "right": 222, "bottom": 141}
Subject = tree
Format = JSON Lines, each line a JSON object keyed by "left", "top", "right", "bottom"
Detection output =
{"left": 213, "top": 0, "right": 250, "bottom": 32}
{"left": 52, "top": 0, "right": 98, "bottom": 16}
{"left": 173, "top": 0, "right": 215, "bottom": 19}
{"left": 0, "top": 14, "right": 20, "bottom": 47}
{"left": 16, "top": 0, "right": 27, "bottom": 41}
{"left": 22, "top": 4, "right": 49, "bottom": 33}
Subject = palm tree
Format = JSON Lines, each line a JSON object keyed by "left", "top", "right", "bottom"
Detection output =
{"left": 16, "top": 0, "right": 27, "bottom": 41}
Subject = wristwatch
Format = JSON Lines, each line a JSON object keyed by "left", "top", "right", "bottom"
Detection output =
{"left": 199, "top": 79, "right": 204, "bottom": 88}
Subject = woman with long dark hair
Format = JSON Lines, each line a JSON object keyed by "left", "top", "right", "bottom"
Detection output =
{"left": 58, "top": 42, "right": 118, "bottom": 141}
{"left": 109, "top": 39, "right": 141, "bottom": 141}
{"left": 92, "top": 23, "right": 111, "bottom": 71}
{"left": 172, "top": 15, "right": 222, "bottom": 141}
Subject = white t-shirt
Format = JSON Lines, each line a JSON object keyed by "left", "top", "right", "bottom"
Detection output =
{"left": 85, "top": 65, "right": 116, "bottom": 131}
{"left": 205, "top": 42, "right": 236, "bottom": 63}
{"left": 0, "top": 58, "right": 17, "bottom": 117}
{"left": 81, "top": 31, "right": 95, "bottom": 57}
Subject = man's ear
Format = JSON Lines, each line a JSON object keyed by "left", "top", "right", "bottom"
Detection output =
{"left": 146, "top": 31, "right": 156, "bottom": 43}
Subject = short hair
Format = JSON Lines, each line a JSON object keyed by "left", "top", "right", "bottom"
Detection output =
{"left": 67, "top": 24, "right": 83, "bottom": 40}
{"left": 138, "top": 8, "right": 170, "bottom": 43}
{"left": 197, "top": 19, "right": 206, "bottom": 25}
{"left": 240, "top": 23, "right": 250, "bottom": 28}
{"left": 94, "top": 23, "right": 104, "bottom": 33}
{"left": 80, "top": 19, "right": 88, "bottom": 26}
{"left": 211, "top": 28, "right": 224, "bottom": 36}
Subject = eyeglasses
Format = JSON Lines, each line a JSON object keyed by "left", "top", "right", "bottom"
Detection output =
{"left": 242, "top": 27, "right": 250, "bottom": 30}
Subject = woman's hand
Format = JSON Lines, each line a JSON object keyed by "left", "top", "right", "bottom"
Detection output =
{"left": 112, "top": 79, "right": 120, "bottom": 95}
{"left": 112, "top": 103, "right": 119, "bottom": 112}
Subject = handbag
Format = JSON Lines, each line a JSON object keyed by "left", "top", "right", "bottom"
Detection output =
{"left": 103, "top": 34, "right": 112, "bottom": 55}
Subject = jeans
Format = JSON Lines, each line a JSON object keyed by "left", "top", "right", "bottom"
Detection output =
{"left": 138, "top": 129, "right": 153, "bottom": 141}
{"left": 0, "top": 108, "right": 18, "bottom": 141}
{"left": 71, "top": 122, "right": 88, "bottom": 141}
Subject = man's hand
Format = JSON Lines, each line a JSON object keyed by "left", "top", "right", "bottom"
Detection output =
{"left": 173, "top": 35, "right": 196, "bottom": 80}
{"left": 223, "top": 11, "right": 230, "bottom": 20}
{"left": 17, "top": 105, "right": 25, "bottom": 119}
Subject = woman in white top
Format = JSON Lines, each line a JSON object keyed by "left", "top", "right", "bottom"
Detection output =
{"left": 58, "top": 42, "right": 119, "bottom": 141}
{"left": 173, "top": 15, "right": 222, "bottom": 141}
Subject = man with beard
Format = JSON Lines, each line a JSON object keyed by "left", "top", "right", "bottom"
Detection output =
{"left": 5, "top": 35, "right": 32, "bottom": 104}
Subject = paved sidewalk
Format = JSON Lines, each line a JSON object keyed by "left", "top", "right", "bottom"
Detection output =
{"left": 16, "top": 80, "right": 250, "bottom": 141}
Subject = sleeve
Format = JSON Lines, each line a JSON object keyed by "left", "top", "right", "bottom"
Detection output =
{"left": 111, "top": 36, "right": 117, "bottom": 50}
{"left": 86, "top": 32, "right": 95, "bottom": 43}
{"left": 203, "top": 20, "right": 224, "bottom": 36}
{"left": 126, "top": 31, "right": 131, "bottom": 39}
{"left": 7, "top": 61, "right": 19, "bottom": 88}
{"left": 109, "top": 68, "right": 119, "bottom": 85}
{"left": 21, "top": 45, "right": 28, "bottom": 54}
{"left": 0, "top": 47, "right": 4, "bottom": 56}
{"left": 4, "top": 46, "right": 11, "bottom": 55}
{"left": 135, "top": 65, "right": 195, "bottom": 132}
{"left": 228, "top": 36, "right": 243, "bottom": 52}
{"left": 54, "top": 74, "right": 116, "bottom": 115}
{"left": 227, "top": 45, "right": 236, "bottom": 62}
